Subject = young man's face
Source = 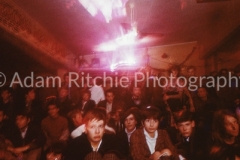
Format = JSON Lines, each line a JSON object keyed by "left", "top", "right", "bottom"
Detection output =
{"left": 106, "top": 92, "right": 114, "bottom": 103}
{"left": 85, "top": 119, "right": 105, "bottom": 144}
{"left": 48, "top": 105, "right": 59, "bottom": 118}
{"left": 73, "top": 113, "right": 83, "bottom": 127}
{"left": 224, "top": 115, "right": 239, "bottom": 137}
{"left": 177, "top": 121, "right": 195, "bottom": 138}
{"left": 16, "top": 115, "right": 30, "bottom": 130}
{"left": 132, "top": 87, "right": 141, "bottom": 97}
{"left": 82, "top": 93, "right": 90, "bottom": 101}
{"left": 1, "top": 90, "right": 10, "bottom": 100}
{"left": 59, "top": 88, "right": 68, "bottom": 99}
{"left": 26, "top": 90, "right": 36, "bottom": 101}
{"left": 124, "top": 114, "right": 137, "bottom": 132}
{"left": 197, "top": 88, "right": 207, "bottom": 99}
{"left": 142, "top": 118, "right": 159, "bottom": 134}
{"left": 187, "top": 69, "right": 195, "bottom": 77}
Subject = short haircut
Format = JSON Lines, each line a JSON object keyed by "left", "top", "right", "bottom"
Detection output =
{"left": 105, "top": 89, "right": 114, "bottom": 96}
{"left": 122, "top": 107, "right": 141, "bottom": 126}
{"left": 212, "top": 109, "right": 239, "bottom": 143}
{"left": 82, "top": 89, "right": 91, "bottom": 97}
{"left": 46, "top": 99, "right": 58, "bottom": 109}
{"left": 141, "top": 105, "right": 161, "bottom": 121}
{"left": 68, "top": 109, "right": 82, "bottom": 119}
{"left": 15, "top": 110, "right": 30, "bottom": 119}
{"left": 173, "top": 110, "right": 194, "bottom": 124}
{"left": 83, "top": 108, "right": 107, "bottom": 125}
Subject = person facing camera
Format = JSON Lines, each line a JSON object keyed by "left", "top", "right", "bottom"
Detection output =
{"left": 66, "top": 108, "right": 119, "bottom": 160}
{"left": 130, "top": 105, "right": 178, "bottom": 160}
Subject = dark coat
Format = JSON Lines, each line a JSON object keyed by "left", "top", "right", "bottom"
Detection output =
{"left": 6, "top": 124, "right": 46, "bottom": 151}
{"left": 66, "top": 133, "right": 117, "bottom": 160}
{"left": 79, "top": 100, "right": 95, "bottom": 115}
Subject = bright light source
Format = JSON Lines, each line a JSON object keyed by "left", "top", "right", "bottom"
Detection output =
{"left": 78, "top": 0, "right": 127, "bottom": 23}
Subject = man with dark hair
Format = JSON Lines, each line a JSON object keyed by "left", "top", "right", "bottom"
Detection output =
{"left": 116, "top": 107, "right": 140, "bottom": 159}
{"left": 6, "top": 111, "right": 46, "bottom": 160}
{"left": 66, "top": 108, "right": 118, "bottom": 160}
{"left": 170, "top": 110, "right": 207, "bottom": 160}
{"left": 130, "top": 105, "right": 178, "bottom": 160}
{"left": 98, "top": 89, "right": 125, "bottom": 114}
{"left": 41, "top": 101, "right": 69, "bottom": 150}
{"left": 79, "top": 90, "right": 95, "bottom": 116}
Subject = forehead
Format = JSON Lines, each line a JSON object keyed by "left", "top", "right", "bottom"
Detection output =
{"left": 16, "top": 115, "right": 27, "bottom": 119}
{"left": 177, "top": 121, "right": 192, "bottom": 125}
{"left": 224, "top": 115, "right": 237, "bottom": 123}
{"left": 106, "top": 92, "right": 114, "bottom": 96}
{"left": 126, "top": 114, "right": 135, "bottom": 120}
{"left": 87, "top": 119, "right": 104, "bottom": 126}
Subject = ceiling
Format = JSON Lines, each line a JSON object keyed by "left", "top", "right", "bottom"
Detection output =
{"left": 1, "top": 0, "right": 240, "bottom": 72}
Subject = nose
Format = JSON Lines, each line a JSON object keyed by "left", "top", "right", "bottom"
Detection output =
{"left": 183, "top": 126, "right": 187, "bottom": 131}
{"left": 95, "top": 127, "right": 100, "bottom": 133}
{"left": 150, "top": 120, "right": 154, "bottom": 126}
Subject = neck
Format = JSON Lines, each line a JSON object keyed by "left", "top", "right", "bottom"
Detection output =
{"left": 126, "top": 127, "right": 136, "bottom": 133}
{"left": 148, "top": 132, "right": 155, "bottom": 138}
{"left": 20, "top": 126, "right": 28, "bottom": 132}
{"left": 224, "top": 136, "right": 236, "bottom": 144}
{"left": 90, "top": 141, "right": 101, "bottom": 151}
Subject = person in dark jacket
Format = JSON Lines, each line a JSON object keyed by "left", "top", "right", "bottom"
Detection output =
{"left": 6, "top": 111, "right": 46, "bottom": 160}
{"left": 66, "top": 108, "right": 119, "bottom": 160}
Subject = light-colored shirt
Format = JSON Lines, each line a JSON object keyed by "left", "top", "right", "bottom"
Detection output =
{"left": 106, "top": 102, "right": 112, "bottom": 114}
{"left": 21, "top": 127, "right": 28, "bottom": 138}
{"left": 125, "top": 127, "right": 136, "bottom": 143}
{"left": 144, "top": 128, "right": 158, "bottom": 154}
{"left": 89, "top": 85, "right": 105, "bottom": 104}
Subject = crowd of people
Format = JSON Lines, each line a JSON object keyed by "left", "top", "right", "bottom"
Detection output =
{"left": 0, "top": 65, "right": 240, "bottom": 160}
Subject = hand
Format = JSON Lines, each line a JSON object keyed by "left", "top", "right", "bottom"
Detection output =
{"left": 159, "top": 148, "right": 172, "bottom": 157}
{"left": 149, "top": 151, "right": 161, "bottom": 160}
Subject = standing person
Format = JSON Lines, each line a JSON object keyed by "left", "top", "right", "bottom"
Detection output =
{"left": 130, "top": 105, "right": 178, "bottom": 160}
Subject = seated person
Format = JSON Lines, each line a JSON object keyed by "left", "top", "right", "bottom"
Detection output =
{"left": 41, "top": 101, "right": 69, "bottom": 150}
{"left": 6, "top": 111, "right": 46, "bottom": 160}
{"left": 79, "top": 90, "right": 95, "bottom": 116}
{"left": 66, "top": 108, "right": 119, "bottom": 160}
{"left": 56, "top": 87, "right": 73, "bottom": 118}
{"left": 70, "top": 108, "right": 115, "bottom": 139}
{"left": 68, "top": 109, "right": 83, "bottom": 133}
{"left": 207, "top": 110, "right": 240, "bottom": 160}
{"left": 0, "top": 108, "right": 13, "bottom": 137}
{"left": 130, "top": 105, "right": 178, "bottom": 160}
{"left": 116, "top": 107, "right": 140, "bottom": 160}
{"left": 172, "top": 110, "right": 207, "bottom": 160}
{"left": 98, "top": 89, "right": 125, "bottom": 114}
{"left": 45, "top": 141, "right": 66, "bottom": 160}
